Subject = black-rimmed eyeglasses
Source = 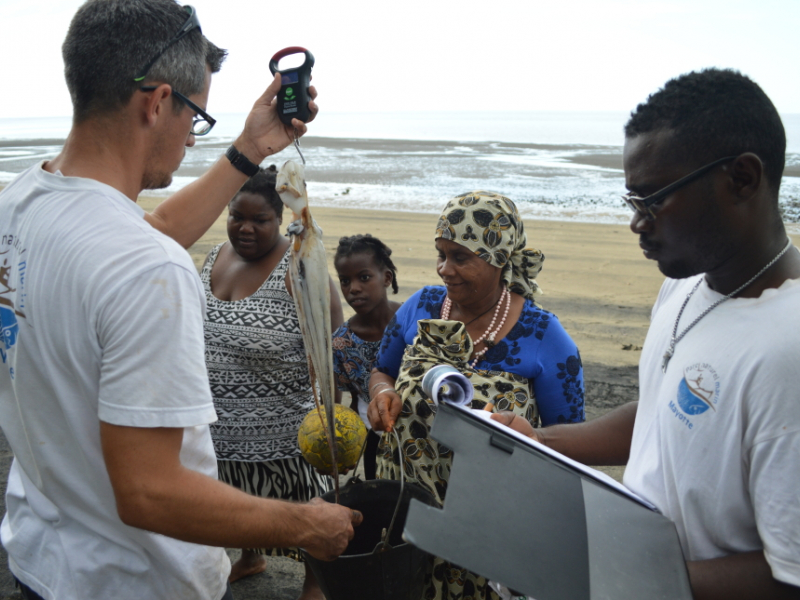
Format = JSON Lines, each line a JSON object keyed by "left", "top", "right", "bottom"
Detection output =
{"left": 140, "top": 86, "right": 216, "bottom": 136}
{"left": 622, "top": 155, "right": 738, "bottom": 220}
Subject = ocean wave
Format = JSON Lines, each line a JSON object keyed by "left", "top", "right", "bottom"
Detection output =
{"left": 2, "top": 135, "right": 800, "bottom": 225}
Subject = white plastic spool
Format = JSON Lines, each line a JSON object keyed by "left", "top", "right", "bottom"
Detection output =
{"left": 421, "top": 365, "right": 474, "bottom": 407}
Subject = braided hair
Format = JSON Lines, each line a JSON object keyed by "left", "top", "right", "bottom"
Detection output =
{"left": 334, "top": 234, "right": 399, "bottom": 294}
{"left": 233, "top": 168, "right": 283, "bottom": 217}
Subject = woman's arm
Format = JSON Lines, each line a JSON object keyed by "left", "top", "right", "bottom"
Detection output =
{"left": 366, "top": 370, "right": 401, "bottom": 432}
{"left": 528, "top": 313, "right": 585, "bottom": 426}
{"left": 371, "top": 310, "right": 409, "bottom": 381}
{"left": 282, "top": 271, "right": 342, "bottom": 332}
{"left": 366, "top": 288, "right": 434, "bottom": 430}
{"left": 365, "top": 299, "right": 416, "bottom": 431}
{"left": 366, "top": 315, "right": 404, "bottom": 431}
{"left": 144, "top": 74, "right": 317, "bottom": 248}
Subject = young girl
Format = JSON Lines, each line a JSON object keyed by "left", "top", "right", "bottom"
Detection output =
{"left": 332, "top": 234, "right": 401, "bottom": 479}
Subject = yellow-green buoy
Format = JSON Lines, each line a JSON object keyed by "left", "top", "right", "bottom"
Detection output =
{"left": 298, "top": 404, "right": 367, "bottom": 475}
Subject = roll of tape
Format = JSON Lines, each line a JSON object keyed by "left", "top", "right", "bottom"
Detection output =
{"left": 421, "top": 365, "right": 474, "bottom": 407}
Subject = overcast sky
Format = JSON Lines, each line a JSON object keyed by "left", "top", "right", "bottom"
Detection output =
{"left": 1, "top": 0, "right": 798, "bottom": 120}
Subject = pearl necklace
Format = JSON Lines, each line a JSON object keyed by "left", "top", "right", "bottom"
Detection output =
{"left": 662, "top": 238, "right": 794, "bottom": 373}
{"left": 442, "top": 287, "right": 511, "bottom": 368}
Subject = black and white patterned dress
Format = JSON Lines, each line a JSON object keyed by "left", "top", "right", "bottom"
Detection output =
{"left": 201, "top": 243, "right": 331, "bottom": 557}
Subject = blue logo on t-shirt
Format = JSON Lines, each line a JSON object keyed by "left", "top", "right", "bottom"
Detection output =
{"left": 0, "top": 305, "right": 18, "bottom": 363}
{"left": 677, "top": 377, "right": 713, "bottom": 415}
{"left": 668, "top": 364, "right": 720, "bottom": 430}
{"left": 1, "top": 248, "right": 24, "bottom": 365}
{"left": 677, "top": 364, "right": 720, "bottom": 416}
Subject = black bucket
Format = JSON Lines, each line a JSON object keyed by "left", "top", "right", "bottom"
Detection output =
{"left": 304, "top": 479, "right": 437, "bottom": 600}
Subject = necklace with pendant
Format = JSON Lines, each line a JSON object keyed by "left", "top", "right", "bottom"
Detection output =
{"left": 662, "top": 238, "right": 794, "bottom": 373}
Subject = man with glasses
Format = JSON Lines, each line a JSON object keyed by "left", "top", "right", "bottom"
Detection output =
{"left": 0, "top": 1, "right": 360, "bottom": 599}
{"left": 497, "top": 69, "right": 800, "bottom": 599}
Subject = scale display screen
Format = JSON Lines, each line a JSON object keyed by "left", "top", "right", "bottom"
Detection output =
{"left": 281, "top": 72, "right": 299, "bottom": 85}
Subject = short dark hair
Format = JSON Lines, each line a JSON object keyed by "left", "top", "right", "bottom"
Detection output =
{"left": 334, "top": 234, "right": 399, "bottom": 294}
{"left": 235, "top": 169, "right": 284, "bottom": 217}
{"left": 63, "top": 0, "right": 227, "bottom": 122}
{"left": 625, "top": 69, "right": 786, "bottom": 195}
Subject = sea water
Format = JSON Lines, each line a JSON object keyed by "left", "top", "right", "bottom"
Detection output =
{"left": 2, "top": 112, "right": 799, "bottom": 224}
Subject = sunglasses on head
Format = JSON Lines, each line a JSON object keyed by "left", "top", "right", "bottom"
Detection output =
{"left": 134, "top": 6, "right": 215, "bottom": 136}
{"left": 134, "top": 5, "right": 201, "bottom": 83}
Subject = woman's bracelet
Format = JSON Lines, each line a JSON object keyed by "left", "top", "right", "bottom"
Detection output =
{"left": 374, "top": 387, "right": 397, "bottom": 399}
{"left": 370, "top": 381, "right": 393, "bottom": 395}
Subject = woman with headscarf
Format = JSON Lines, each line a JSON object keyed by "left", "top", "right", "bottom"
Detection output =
{"left": 367, "top": 191, "right": 585, "bottom": 600}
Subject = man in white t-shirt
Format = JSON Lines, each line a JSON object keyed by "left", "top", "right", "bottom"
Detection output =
{"left": 0, "top": 2, "right": 360, "bottom": 599}
{"left": 495, "top": 70, "right": 800, "bottom": 599}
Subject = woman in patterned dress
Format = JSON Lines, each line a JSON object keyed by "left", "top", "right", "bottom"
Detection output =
{"left": 200, "top": 169, "right": 343, "bottom": 598}
{"left": 367, "top": 191, "right": 585, "bottom": 600}
{"left": 332, "top": 234, "right": 401, "bottom": 479}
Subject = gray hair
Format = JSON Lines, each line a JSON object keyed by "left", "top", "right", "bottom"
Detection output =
{"left": 63, "top": 0, "right": 227, "bottom": 122}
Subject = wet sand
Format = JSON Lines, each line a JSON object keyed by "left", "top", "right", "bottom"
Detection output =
{"left": 171, "top": 201, "right": 667, "bottom": 370}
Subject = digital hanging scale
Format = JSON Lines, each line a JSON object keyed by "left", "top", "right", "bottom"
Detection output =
{"left": 269, "top": 47, "right": 315, "bottom": 125}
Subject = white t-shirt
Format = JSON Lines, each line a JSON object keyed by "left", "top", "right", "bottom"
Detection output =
{"left": 0, "top": 163, "right": 230, "bottom": 600}
{"left": 624, "top": 273, "right": 800, "bottom": 587}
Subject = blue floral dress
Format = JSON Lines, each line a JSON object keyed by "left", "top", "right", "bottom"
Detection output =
{"left": 332, "top": 320, "right": 380, "bottom": 429}
{"left": 376, "top": 286, "right": 584, "bottom": 426}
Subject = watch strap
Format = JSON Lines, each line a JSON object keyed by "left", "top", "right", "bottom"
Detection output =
{"left": 226, "top": 145, "right": 260, "bottom": 177}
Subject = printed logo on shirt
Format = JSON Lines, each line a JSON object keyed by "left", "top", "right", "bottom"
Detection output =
{"left": 0, "top": 237, "right": 27, "bottom": 370}
{"left": 0, "top": 302, "right": 18, "bottom": 364}
{"left": 668, "top": 363, "right": 720, "bottom": 430}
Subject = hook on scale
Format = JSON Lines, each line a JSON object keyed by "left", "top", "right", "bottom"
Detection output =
{"left": 293, "top": 129, "right": 306, "bottom": 166}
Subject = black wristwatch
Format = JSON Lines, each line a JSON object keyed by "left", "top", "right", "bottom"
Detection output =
{"left": 226, "top": 145, "right": 260, "bottom": 177}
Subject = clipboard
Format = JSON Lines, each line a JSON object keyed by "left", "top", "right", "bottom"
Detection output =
{"left": 402, "top": 402, "right": 692, "bottom": 600}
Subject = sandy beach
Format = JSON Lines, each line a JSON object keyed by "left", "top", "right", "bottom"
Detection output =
{"left": 1, "top": 193, "right": 799, "bottom": 598}
{"left": 171, "top": 199, "right": 671, "bottom": 370}
{"left": 173, "top": 200, "right": 800, "bottom": 475}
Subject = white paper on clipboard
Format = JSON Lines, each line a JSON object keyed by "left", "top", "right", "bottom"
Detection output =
{"left": 460, "top": 405, "right": 658, "bottom": 511}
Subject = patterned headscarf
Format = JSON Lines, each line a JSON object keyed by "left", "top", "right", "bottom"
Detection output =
{"left": 435, "top": 191, "right": 544, "bottom": 301}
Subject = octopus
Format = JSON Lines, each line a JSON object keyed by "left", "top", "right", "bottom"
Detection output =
{"left": 276, "top": 160, "right": 340, "bottom": 500}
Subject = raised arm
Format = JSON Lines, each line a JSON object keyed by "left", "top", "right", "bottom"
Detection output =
{"left": 144, "top": 73, "right": 317, "bottom": 248}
